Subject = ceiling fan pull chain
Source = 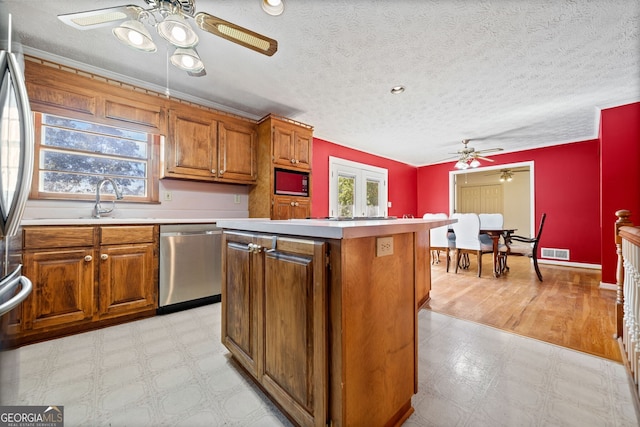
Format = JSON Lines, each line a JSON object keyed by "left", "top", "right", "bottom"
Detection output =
{"left": 165, "top": 46, "right": 170, "bottom": 98}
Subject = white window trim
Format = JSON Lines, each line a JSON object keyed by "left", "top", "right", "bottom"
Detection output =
{"left": 329, "top": 156, "right": 388, "bottom": 217}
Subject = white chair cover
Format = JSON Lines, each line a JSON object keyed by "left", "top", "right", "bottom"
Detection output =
{"left": 450, "top": 213, "right": 493, "bottom": 252}
{"left": 479, "top": 213, "right": 504, "bottom": 245}
{"left": 423, "top": 213, "right": 452, "bottom": 248}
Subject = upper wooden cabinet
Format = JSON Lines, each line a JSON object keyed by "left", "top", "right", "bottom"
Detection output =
{"left": 249, "top": 114, "right": 313, "bottom": 219}
{"left": 271, "top": 118, "right": 313, "bottom": 171}
{"left": 164, "top": 104, "right": 257, "bottom": 184}
{"left": 165, "top": 106, "right": 219, "bottom": 180}
{"left": 24, "top": 58, "right": 258, "bottom": 186}
{"left": 218, "top": 117, "right": 257, "bottom": 183}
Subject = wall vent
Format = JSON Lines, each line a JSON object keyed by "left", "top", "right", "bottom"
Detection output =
{"left": 541, "top": 247, "right": 570, "bottom": 260}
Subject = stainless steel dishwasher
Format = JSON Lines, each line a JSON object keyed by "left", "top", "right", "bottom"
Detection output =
{"left": 158, "top": 223, "right": 221, "bottom": 314}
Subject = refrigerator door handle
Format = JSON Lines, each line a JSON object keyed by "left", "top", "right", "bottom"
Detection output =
{"left": 0, "top": 266, "right": 32, "bottom": 316}
{"left": 0, "top": 29, "right": 35, "bottom": 239}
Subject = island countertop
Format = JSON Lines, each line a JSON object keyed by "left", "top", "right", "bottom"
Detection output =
{"left": 215, "top": 217, "right": 455, "bottom": 239}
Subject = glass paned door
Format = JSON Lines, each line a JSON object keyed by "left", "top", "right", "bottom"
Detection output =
{"left": 338, "top": 174, "right": 356, "bottom": 217}
{"left": 329, "top": 156, "right": 388, "bottom": 218}
{"left": 365, "top": 178, "right": 381, "bottom": 217}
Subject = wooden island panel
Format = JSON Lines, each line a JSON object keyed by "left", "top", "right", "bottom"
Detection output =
{"left": 335, "top": 233, "right": 416, "bottom": 426}
{"left": 218, "top": 218, "right": 454, "bottom": 427}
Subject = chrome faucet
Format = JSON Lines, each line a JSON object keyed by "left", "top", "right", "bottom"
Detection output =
{"left": 94, "top": 178, "right": 124, "bottom": 218}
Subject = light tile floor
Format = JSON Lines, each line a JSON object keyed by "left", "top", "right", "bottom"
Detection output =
{"left": 1, "top": 303, "right": 637, "bottom": 426}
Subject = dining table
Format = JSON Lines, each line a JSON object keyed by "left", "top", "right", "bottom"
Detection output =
{"left": 480, "top": 227, "right": 516, "bottom": 277}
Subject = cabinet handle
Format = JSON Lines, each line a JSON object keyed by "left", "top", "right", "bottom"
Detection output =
{"left": 290, "top": 158, "right": 296, "bottom": 164}
{"left": 100, "top": 254, "right": 109, "bottom": 260}
{"left": 211, "top": 169, "right": 216, "bottom": 174}
{"left": 247, "top": 243, "right": 262, "bottom": 254}
{"left": 219, "top": 170, "right": 225, "bottom": 175}
{"left": 294, "top": 202, "right": 299, "bottom": 206}
{"left": 84, "top": 255, "right": 92, "bottom": 262}
{"left": 290, "top": 201, "right": 295, "bottom": 206}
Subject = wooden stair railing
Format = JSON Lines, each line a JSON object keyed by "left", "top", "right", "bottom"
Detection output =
{"left": 615, "top": 209, "right": 640, "bottom": 408}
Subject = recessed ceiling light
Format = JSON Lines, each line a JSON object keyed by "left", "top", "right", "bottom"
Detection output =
{"left": 390, "top": 85, "right": 405, "bottom": 94}
{"left": 262, "top": 0, "right": 285, "bottom": 16}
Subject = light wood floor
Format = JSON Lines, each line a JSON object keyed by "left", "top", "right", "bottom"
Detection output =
{"left": 425, "top": 253, "right": 622, "bottom": 362}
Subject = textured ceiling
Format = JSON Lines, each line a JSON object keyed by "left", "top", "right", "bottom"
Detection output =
{"left": 1, "top": 0, "right": 638, "bottom": 166}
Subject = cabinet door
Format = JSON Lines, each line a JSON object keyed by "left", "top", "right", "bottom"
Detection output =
{"left": 97, "top": 243, "right": 156, "bottom": 319}
{"left": 272, "top": 195, "right": 310, "bottom": 220}
{"left": 221, "top": 232, "right": 266, "bottom": 378}
{"left": 261, "top": 237, "right": 327, "bottom": 427}
{"left": 218, "top": 119, "right": 257, "bottom": 183}
{"left": 272, "top": 124, "right": 296, "bottom": 167}
{"left": 23, "top": 248, "right": 95, "bottom": 331}
{"left": 165, "top": 108, "right": 218, "bottom": 179}
{"left": 293, "top": 129, "right": 312, "bottom": 170}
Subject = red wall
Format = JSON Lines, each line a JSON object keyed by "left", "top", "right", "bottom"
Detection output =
{"left": 311, "top": 101, "right": 639, "bottom": 280}
{"left": 418, "top": 140, "right": 602, "bottom": 265}
{"left": 311, "top": 138, "right": 417, "bottom": 218}
{"left": 600, "top": 102, "right": 640, "bottom": 284}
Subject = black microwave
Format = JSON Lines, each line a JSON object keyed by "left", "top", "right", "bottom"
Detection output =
{"left": 274, "top": 168, "right": 309, "bottom": 197}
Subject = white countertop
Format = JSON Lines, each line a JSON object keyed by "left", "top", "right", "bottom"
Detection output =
{"left": 216, "top": 218, "right": 456, "bottom": 239}
{"left": 21, "top": 217, "right": 235, "bottom": 226}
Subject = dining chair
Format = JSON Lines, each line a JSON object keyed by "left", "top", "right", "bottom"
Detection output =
{"left": 423, "top": 213, "right": 455, "bottom": 271}
{"left": 478, "top": 213, "right": 504, "bottom": 246}
{"left": 505, "top": 213, "right": 547, "bottom": 281}
{"left": 451, "top": 213, "right": 506, "bottom": 277}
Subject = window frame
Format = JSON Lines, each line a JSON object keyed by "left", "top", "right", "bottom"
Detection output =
{"left": 329, "top": 156, "right": 388, "bottom": 218}
{"left": 30, "top": 111, "right": 160, "bottom": 203}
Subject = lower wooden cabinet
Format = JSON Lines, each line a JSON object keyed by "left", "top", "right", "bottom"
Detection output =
{"left": 24, "top": 247, "right": 95, "bottom": 332}
{"left": 3, "top": 225, "right": 158, "bottom": 347}
{"left": 272, "top": 195, "right": 311, "bottom": 220}
{"left": 222, "top": 231, "right": 327, "bottom": 427}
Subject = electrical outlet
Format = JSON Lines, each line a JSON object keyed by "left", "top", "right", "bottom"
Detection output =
{"left": 376, "top": 236, "right": 394, "bottom": 257}
{"left": 163, "top": 191, "right": 172, "bottom": 201}
{"left": 387, "top": 201, "right": 392, "bottom": 208}
{"left": 234, "top": 194, "right": 241, "bottom": 204}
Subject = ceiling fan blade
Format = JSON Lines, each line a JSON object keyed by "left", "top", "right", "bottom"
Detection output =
{"left": 194, "top": 12, "right": 278, "bottom": 56}
{"left": 476, "top": 148, "right": 504, "bottom": 154}
{"left": 475, "top": 156, "right": 495, "bottom": 162}
{"left": 58, "top": 5, "right": 143, "bottom": 30}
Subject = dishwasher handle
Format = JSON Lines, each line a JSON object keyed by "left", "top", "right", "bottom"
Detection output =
{"left": 161, "top": 230, "right": 221, "bottom": 237}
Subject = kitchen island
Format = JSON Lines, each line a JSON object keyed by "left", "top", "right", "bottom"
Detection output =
{"left": 216, "top": 217, "right": 454, "bottom": 427}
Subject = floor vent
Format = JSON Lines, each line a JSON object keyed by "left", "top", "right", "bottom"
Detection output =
{"left": 541, "top": 247, "right": 570, "bottom": 260}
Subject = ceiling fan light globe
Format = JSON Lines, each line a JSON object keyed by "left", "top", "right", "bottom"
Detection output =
{"left": 112, "top": 20, "right": 157, "bottom": 52}
{"left": 469, "top": 159, "right": 481, "bottom": 168}
{"left": 262, "top": 0, "right": 285, "bottom": 16}
{"left": 170, "top": 48, "right": 205, "bottom": 72}
{"left": 158, "top": 14, "right": 199, "bottom": 47}
{"left": 455, "top": 160, "right": 468, "bottom": 170}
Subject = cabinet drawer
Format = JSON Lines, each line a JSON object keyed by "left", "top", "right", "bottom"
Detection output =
{"left": 100, "top": 225, "right": 156, "bottom": 245}
{"left": 24, "top": 227, "right": 95, "bottom": 249}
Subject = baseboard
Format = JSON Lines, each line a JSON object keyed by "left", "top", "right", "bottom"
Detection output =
{"left": 599, "top": 282, "right": 618, "bottom": 291}
{"left": 537, "top": 259, "right": 601, "bottom": 269}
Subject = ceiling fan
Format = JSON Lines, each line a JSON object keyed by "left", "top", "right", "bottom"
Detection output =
{"left": 57, "top": 0, "right": 278, "bottom": 76}
{"left": 452, "top": 139, "right": 504, "bottom": 169}
{"left": 488, "top": 168, "right": 528, "bottom": 182}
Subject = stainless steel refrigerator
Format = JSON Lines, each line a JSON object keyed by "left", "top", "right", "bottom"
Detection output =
{"left": 0, "top": 12, "right": 33, "bottom": 320}
{"left": 0, "top": 12, "right": 35, "bottom": 403}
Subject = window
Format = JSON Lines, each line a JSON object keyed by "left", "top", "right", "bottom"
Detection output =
{"left": 329, "top": 157, "right": 388, "bottom": 218}
{"left": 32, "top": 112, "right": 159, "bottom": 202}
